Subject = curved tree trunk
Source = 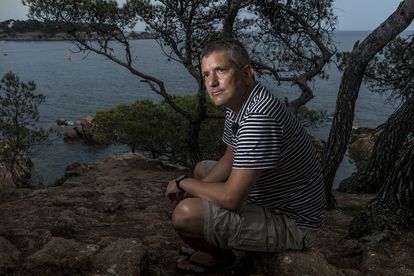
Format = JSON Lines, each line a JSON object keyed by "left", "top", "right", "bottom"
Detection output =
{"left": 338, "top": 96, "right": 414, "bottom": 193}
{"left": 349, "top": 142, "right": 414, "bottom": 238}
{"left": 322, "top": 0, "right": 414, "bottom": 208}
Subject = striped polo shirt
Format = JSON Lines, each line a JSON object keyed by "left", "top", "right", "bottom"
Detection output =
{"left": 223, "top": 82, "right": 326, "bottom": 230}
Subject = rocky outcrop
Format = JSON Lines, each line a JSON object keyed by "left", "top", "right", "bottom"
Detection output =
{"left": 0, "top": 141, "right": 33, "bottom": 193}
{"left": 253, "top": 249, "right": 342, "bottom": 276}
{"left": 0, "top": 236, "right": 20, "bottom": 275}
{"left": 63, "top": 115, "right": 99, "bottom": 144}
{"left": 0, "top": 153, "right": 412, "bottom": 275}
{"left": 311, "top": 135, "right": 326, "bottom": 160}
{"left": 348, "top": 127, "right": 382, "bottom": 155}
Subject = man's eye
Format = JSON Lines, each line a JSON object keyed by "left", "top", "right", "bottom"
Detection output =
{"left": 217, "top": 68, "right": 225, "bottom": 73}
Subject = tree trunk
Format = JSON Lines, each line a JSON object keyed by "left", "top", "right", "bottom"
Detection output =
{"left": 185, "top": 87, "right": 207, "bottom": 167}
{"left": 322, "top": 0, "right": 414, "bottom": 208}
{"left": 187, "top": 119, "right": 202, "bottom": 167}
{"left": 349, "top": 143, "right": 414, "bottom": 238}
{"left": 338, "top": 96, "right": 414, "bottom": 193}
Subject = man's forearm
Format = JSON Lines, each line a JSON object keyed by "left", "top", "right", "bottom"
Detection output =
{"left": 179, "top": 168, "right": 261, "bottom": 210}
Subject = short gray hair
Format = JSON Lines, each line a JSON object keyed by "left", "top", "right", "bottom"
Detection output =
{"left": 200, "top": 39, "right": 251, "bottom": 69}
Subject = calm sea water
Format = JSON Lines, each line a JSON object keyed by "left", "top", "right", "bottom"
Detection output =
{"left": 0, "top": 31, "right": 404, "bottom": 186}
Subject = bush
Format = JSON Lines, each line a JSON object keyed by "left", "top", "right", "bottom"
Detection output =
{"left": 93, "top": 96, "right": 225, "bottom": 166}
{"left": 296, "top": 105, "right": 329, "bottom": 128}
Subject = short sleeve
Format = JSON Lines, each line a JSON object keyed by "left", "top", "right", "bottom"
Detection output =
{"left": 233, "top": 114, "right": 282, "bottom": 169}
{"left": 222, "top": 111, "right": 234, "bottom": 146}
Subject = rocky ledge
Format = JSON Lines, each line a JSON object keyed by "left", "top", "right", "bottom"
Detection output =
{"left": 0, "top": 153, "right": 413, "bottom": 275}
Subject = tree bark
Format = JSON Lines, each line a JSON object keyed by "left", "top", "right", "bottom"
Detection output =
{"left": 338, "top": 96, "right": 414, "bottom": 193}
{"left": 322, "top": 0, "right": 414, "bottom": 208}
{"left": 349, "top": 142, "right": 414, "bottom": 238}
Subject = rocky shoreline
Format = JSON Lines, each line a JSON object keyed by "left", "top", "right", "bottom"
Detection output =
{"left": 0, "top": 153, "right": 413, "bottom": 275}
{"left": 0, "top": 31, "right": 155, "bottom": 41}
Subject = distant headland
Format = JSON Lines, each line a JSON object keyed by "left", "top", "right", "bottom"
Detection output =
{"left": 0, "top": 19, "right": 155, "bottom": 41}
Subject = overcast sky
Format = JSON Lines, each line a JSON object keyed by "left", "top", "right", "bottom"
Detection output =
{"left": 0, "top": 0, "right": 412, "bottom": 31}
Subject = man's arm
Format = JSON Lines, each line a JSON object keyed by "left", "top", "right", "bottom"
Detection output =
{"left": 166, "top": 165, "right": 262, "bottom": 210}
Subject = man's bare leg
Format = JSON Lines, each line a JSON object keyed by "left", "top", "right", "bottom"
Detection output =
{"left": 172, "top": 198, "right": 234, "bottom": 267}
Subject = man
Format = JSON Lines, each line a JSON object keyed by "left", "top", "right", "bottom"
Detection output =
{"left": 165, "top": 39, "right": 326, "bottom": 273}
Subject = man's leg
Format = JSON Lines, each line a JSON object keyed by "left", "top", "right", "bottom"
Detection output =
{"left": 193, "top": 160, "right": 217, "bottom": 180}
{"left": 172, "top": 197, "right": 234, "bottom": 267}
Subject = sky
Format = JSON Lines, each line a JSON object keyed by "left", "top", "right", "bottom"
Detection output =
{"left": 0, "top": 0, "right": 411, "bottom": 31}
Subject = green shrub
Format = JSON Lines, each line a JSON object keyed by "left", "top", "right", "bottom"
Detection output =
{"left": 93, "top": 96, "right": 225, "bottom": 165}
{"left": 296, "top": 105, "right": 329, "bottom": 128}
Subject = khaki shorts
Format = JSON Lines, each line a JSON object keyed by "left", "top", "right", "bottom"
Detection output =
{"left": 203, "top": 200, "right": 317, "bottom": 252}
{"left": 198, "top": 160, "right": 317, "bottom": 252}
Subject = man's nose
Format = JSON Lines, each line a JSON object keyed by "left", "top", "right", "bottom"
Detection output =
{"left": 208, "top": 73, "right": 219, "bottom": 87}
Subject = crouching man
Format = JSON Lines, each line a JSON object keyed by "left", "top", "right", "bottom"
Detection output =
{"left": 165, "top": 39, "right": 326, "bottom": 273}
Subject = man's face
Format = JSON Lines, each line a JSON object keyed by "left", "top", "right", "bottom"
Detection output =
{"left": 201, "top": 50, "right": 253, "bottom": 112}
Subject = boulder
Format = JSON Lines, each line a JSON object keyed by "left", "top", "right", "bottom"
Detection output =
{"left": 253, "top": 249, "right": 343, "bottom": 276}
{"left": 26, "top": 237, "right": 99, "bottom": 275}
{"left": 74, "top": 115, "right": 97, "bottom": 143}
{"left": 64, "top": 115, "right": 99, "bottom": 144}
{"left": 56, "top": 119, "right": 69, "bottom": 126}
{"left": 0, "top": 163, "right": 15, "bottom": 192}
{"left": 92, "top": 238, "right": 148, "bottom": 276}
{"left": 0, "top": 236, "right": 20, "bottom": 274}
{"left": 348, "top": 127, "right": 383, "bottom": 168}
{"left": 349, "top": 136, "right": 374, "bottom": 154}
{"left": 63, "top": 128, "right": 80, "bottom": 143}
{"left": 0, "top": 141, "right": 33, "bottom": 192}
{"left": 311, "top": 136, "right": 326, "bottom": 160}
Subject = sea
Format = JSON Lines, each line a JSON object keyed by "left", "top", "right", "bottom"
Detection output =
{"left": 0, "top": 31, "right": 407, "bottom": 187}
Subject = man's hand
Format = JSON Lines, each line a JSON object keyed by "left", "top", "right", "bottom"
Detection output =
{"left": 165, "top": 179, "right": 185, "bottom": 206}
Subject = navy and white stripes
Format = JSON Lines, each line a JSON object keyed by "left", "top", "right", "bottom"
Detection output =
{"left": 223, "top": 83, "right": 326, "bottom": 230}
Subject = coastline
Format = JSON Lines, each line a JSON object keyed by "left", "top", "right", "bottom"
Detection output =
{"left": 0, "top": 31, "right": 156, "bottom": 41}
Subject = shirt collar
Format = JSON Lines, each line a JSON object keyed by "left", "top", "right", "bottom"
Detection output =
{"left": 227, "top": 82, "right": 263, "bottom": 124}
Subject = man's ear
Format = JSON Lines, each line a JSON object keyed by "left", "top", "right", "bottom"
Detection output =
{"left": 242, "top": 64, "right": 254, "bottom": 80}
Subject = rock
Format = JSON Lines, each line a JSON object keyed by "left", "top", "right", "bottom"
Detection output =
{"left": 63, "top": 128, "right": 80, "bottom": 143}
{"left": 74, "top": 115, "right": 97, "bottom": 144}
{"left": 253, "top": 249, "right": 343, "bottom": 276}
{"left": 349, "top": 127, "right": 382, "bottom": 149}
{"left": 64, "top": 161, "right": 93, "bottom": 177}
{"left": 348, "top": 136, "right": 374, "bottom": 153}
{"left": 311, "top": 136, "right": 326, "bottom": 160}
{"left": 353, "top": 127, "right": 374, "bottom": 136}
{"left": 26, "top": 237, "right": 99, "bottom": 275}
{"left": 0, "top": 163, "right": 15, "bottom": 193}
{"left": 63, "top": 115, "right": 98, "bottom": 144}
{"left": 0, "top": 236, "right": 20, "bottom": 274}
{"left": 347, "top": 127, "right": 384, "bottom": 169}
{"left": 91, "top": 238, "right": 148, "bottom": 276}
{"left": 56, "top": 119, "right": 69, "bottom": 126}
{"left": 0, "top": 141, "right": 33, "bottom": 192}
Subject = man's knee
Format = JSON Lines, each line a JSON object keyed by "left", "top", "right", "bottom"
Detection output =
{"left": 194, "top": 160, "right": 216, "bottom": 180}
{"left": 172, "top": 198, "right": 204, "bottom": 234}
{"left": 193, "top": 162, "right": 204, "bottom": 180}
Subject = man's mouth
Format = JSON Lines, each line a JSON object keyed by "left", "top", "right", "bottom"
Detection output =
{"left": 211, "top": 90, "right": 223, "bottom": 96}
